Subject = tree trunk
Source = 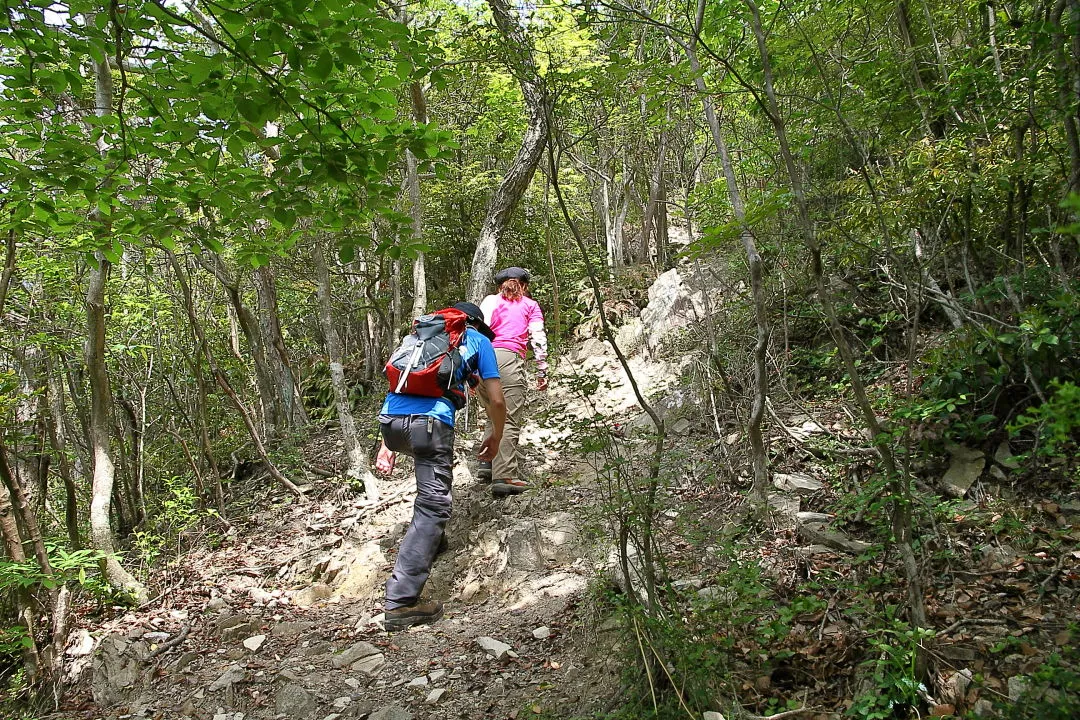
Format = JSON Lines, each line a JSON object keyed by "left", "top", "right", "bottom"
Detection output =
{"left": 46, "top": 356, "right": 82, "bottom": 549}
{"left": 255, "top": 264, "right": 308, "bottom": 430}
{"left": 313, "top": 241, "right": 380, "bottom": 501}
{"left": 674, "top": 5, "right": 770, "bottom": 506}
{"left": 466, "top": 0, "right": 551, "bottom": 301}
{"left": 196, "top": 254, "right": 282, "bottom": 438}
{"left": 85, "top": 255, "right": 148, "bottom": 604}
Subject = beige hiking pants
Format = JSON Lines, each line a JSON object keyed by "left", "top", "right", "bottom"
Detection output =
{"left": 480, "top": 348, "right": 527, "bottom": 481}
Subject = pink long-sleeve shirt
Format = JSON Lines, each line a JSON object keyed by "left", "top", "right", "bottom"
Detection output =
{"left": 479, "top": 293, "right": 548, "bottom": 373}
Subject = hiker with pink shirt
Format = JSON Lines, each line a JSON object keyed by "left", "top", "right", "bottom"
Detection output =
{"left": 476, "top": 267, "right": 549, "bottom": 497}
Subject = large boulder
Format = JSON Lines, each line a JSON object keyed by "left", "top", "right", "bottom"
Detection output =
{"left": 639, "top": 269, "right": 706, "bottom": 355}
{"left": 92, "top": 633, "right": 147, "bottom": 707}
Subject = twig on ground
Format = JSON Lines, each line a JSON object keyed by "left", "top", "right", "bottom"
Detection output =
{"left": 145, "top": 624, "right": 190, "bottom": 660}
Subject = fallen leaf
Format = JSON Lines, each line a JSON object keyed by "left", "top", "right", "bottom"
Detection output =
{"left": 931, "top": 703, "right": 955, "bottom": 716}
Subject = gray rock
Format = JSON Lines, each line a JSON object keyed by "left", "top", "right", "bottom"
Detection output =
{"left": 640, "top": 268, "right": 706, "bottom": 354}
{"left": 209, "top": 663, "right": 247, "bottom": 692}
{"left": 767, "top": 493, "right": 800, "bottom": 523}
{"left": 532, "top": 626, "right": 551, "bottom": 640}
{"left": 476, "top": 636, "right": 513, "bottom": 661}
{"left": 428, "top": 669, "right": 446, "bottom": 683}
{"left": 408, "top": 675, "right": 428, "bottom": 687}
{"left": 799, "top": 523, "right": 872, "bottom": 554}
{"left": 173, "top": 652, "right": 199, "bottom": 673}
{"left": 91, "top": 634, "right": 144, "bottom": 706}
{"left": 703, "top": 713, "right": 726, "bottom": 720}
{"left": 221, "top": 621, "right": 261, "bottom": 642}
{"left": 242, "top": 635, "right": 266, "bottom": 652}
{"left": 206, "top": 597, "right": 229, "bottom": 612}
{"left": 292, "top": 583, "right": 333, "bottom": 608}
{"left": 1008, "top": 675, "right": 1029, "bottom": 701}
{"left": 248, "top": 587, "right": 274, "bottom": 604}
{"left": 773, "top": 473, "right": 824, "bottom": 495}
{"left": 796, "top": 512, "right": 832, "bottom": 525}
{"left": 272, "top": 621, "right": 314, "bottom": 638}
{"left": 275, "top": 683, "right": 316, "bottom": 718}
{"left": 352, "top": 653, "right": 385, "bottom": 675}
{"left": 941, "top": 444, "right": 985, "bottom": 498}
{"left": 425, "top": 688, "right": 447, "bottom": 704}
{"left": 332, "top": 641, "right": 381, "bottom": 668}
{"left": 994, "top": 441, "right": 1020, "bottom": 469}
{"left": 369, "top": 705, "right": 412, "bottom": 720}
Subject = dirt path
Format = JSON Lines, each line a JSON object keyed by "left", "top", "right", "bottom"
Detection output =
{"left": 58, "top": 343, "right": 669, "bottom": 720}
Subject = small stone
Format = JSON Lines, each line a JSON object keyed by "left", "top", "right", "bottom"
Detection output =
{"left": 532, "top": 627, "right": 551, "bottom": 640}
{"left": 332, "top": 696, "right": 351, "bottom": 708}
{"left": 425, "top": 688, "right": 447, "bottom": 704}
{"left": 292, "top": 583, "right": 333, "bottom": 608}
{"left": 408, "top": 675, "right": 428, "bottom": 687}
{"left": 773, "top": 473, "right": 824, "bottom": 495}
{"left": 941, "top": 444, "right": 986, "bottom": 498}
{"left": 352, "top": 653, "right": 385, "bottom": 675}
{"left": 703, "top": 713, "right": 726, "bottom": 720}
{"left": 67, "top": 629, "right": 95, "bottom": 656}
{"left": 344, "top": 678, "right": 361, "bottom": 689}
{"left": 174, "top": 652, "right": 199, "bottom": 673}
{"left": 1007, "top": 675, "right": 1029, "bottom": 701}
{"left": 209, "top": 664, "right": 246, "bottom": 692}
{"left": 206, "top": 598, "right": 229, "bottom": 612}
{"left": 475, "top": 636, "right": 513, "bottom": 661}
{"left": 796, "top": 512, "right": 831, "bottom": 524}
{"left": 242, "top": 635, "right": 266, "bottom": 652}
{"left": 144, "top": 631, "right": 170, "bottom": 644}
{"left": 697, "top": 586, "right": 735, "bottom": 603}
{"left": 332, "top": 641, "right": 381, "bottom": 668}
{"left": 276, "top": 684, "right": 316, "bottom": 718}
{"left": 248, "top": 588, "right": 274, "bottom": 604}
{"left": 369, "top": 705, "right": 412, "bottom": 720}
{"left": 428, "top": 669, "right": 446, "bottom": 683}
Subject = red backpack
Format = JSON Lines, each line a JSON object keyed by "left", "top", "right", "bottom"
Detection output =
{"left": 384, "top": 307, "right": 470, "bottom": 409}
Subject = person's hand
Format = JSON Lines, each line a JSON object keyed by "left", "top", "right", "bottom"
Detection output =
{"left": 536, "top": 375, "right": 548, "bottom": 392}
{"left": 478, "top": 435, "right": 501, "bottom": 462}
{"left": 375, "top": 443, "right": 396, "bottom": 475}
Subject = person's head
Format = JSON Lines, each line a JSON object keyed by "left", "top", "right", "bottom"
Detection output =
{"left": 452, "top": 301, "right": 496, "bottom": 340}
{"left": 494, "top": 267, "right": 530, "bottom": 301}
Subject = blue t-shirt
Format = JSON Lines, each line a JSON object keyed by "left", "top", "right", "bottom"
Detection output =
{"left": 380, "top": 326, "right": 500, "bottom": 427}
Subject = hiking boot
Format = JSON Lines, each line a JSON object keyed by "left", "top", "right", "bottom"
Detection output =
{"left": 476, "top": 460, "right": 492, "bottom": 483}
{"left": 384, "top": 599, "right": 444, "bottom": 631}
{"left": 491, "top": 478, "right": 530, "bottom": 498}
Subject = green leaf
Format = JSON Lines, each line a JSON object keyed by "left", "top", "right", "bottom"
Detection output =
{"left": 236, "top": 97, "right": 263, "bottom": 124}
{"left": 310, "top": 50, "right": 335, "bottom": 80}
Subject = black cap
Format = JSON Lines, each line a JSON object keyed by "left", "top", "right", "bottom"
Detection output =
{"left": 453, "top": 301, "right": 496, "bottom": 341}
{"left": 494, "top": 267, "right": 530, "bottom": 284}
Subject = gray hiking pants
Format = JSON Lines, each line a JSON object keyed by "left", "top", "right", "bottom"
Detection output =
{"left": 379, "top": 414, "right": 455, "bottom": 610}
{"left": 480, "top": 349, "right": 527, "bottom": 480}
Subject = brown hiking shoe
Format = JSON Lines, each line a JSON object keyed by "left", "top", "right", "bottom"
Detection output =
{"left": 384, "top": 599, "right": 444, "bottom": 631}
{"left": 491, "top": 478, "right": 530, "bottom": 498}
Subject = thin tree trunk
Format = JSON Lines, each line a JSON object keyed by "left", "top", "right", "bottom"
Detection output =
{"left": 313, "top": 241, "right": 380, "bottom": 501}
{"left": 255, "top": 264, "right": 308, "bottom": 430}
{"left": 196, "top": 254, "right": 282, "bottom": 437}
{"left": 46, "top": 356, "right": 81, "bottom": 549}
{"left": 673, "top": 4, "right": 770, "bottom": 505}
{"left": 466, "top": 0, "right": 551, "bottom": 301}
{"left": 85, "top": 257, "right": 148, "bottom": 603}
{"left": 168, "top": 252, "right": 305, "bottom": 497}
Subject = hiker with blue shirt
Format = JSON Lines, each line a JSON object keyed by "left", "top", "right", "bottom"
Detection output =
{"left": 376, "top": 301, "right": 506, "bottom": 630}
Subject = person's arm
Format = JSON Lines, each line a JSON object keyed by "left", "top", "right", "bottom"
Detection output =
{"left": 527, "top": 302, "right": 549, "bottom": 390}
{"left": 477, "top": 378, "right": 505, "bottom": 461}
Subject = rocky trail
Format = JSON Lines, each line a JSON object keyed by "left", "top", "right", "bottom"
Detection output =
{"left": 53, "top": 312, "right": 699, "bottom": 720}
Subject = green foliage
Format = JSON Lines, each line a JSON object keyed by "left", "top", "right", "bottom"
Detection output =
{"left": 848, "top": 622, "right": 935, "bottom": 719}
{"left": 1009, "top": 380, "right": 1080, "bottom": 460}
{"left": 135, "top": 475, "right": 215, "bottom": 570}
{"left": 1000, "top": 642, "right": 1080, "bottom": 720}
